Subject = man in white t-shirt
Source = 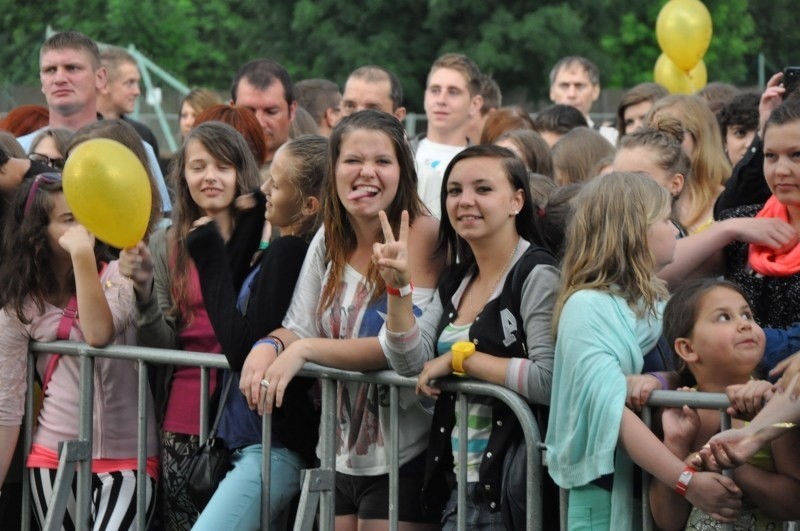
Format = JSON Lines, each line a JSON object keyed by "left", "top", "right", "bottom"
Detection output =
{"left": 548, "top": 56, "right": 618, "bottom": 145}
{"left": 415, "top": 53, "right": 483, "bottom": 218}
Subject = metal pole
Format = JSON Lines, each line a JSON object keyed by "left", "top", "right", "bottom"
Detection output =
{"left": 318, "top": 379, "right": 337, "bottom": 530}
{"left": 75, "top": 351, "right": 94, "bottom": 530}
{"left": 388, "top": 386, "right": 399, "bottom": 531}
{"left": 199, "top": 367, "right": 210, "bottom": 443}
{"left": 456, "top": 393, "right": 468, "bottom": 531}
{"left": 261, "top": 406, "right": 272, "bottom": 530}
{"left": 136, "top": 360, "right": 148, "bottom": 531}
{"left": 21, "top": 349, "right": 35, "bottom": 531}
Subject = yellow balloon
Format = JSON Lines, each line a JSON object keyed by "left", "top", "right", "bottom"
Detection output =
{"left": 63, "top": 138, "right": 152, "bottom": 248}
{"left": 656, "top": 0, "right": 713, "bottom": 71}
{"left": 654, "top": 53, "right": 707, "bottom": 94}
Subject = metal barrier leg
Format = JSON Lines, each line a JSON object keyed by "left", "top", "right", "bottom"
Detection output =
{"left": 75, "top": 352, "right": 94, "bottom": 530}
{"left": 641, "top": 406, "right": 654, "bottom": 531}
{"left": 456, "top": 393, "right": 468, "bottom": 531}
{"left": 261, "top": 412, "right": 272, "bottom": 530}
{"left": 43, "top": 440, "right": 89, "bottom": 531}
{"left": 292, "top": 469, "right": 335, "bottom": 531}
{"left": 318, "top": 379, "right": 337, "bottom": 530}
{"left": 388, "top": 386, "right": 399, "bottom": 531}
{"left": 22, "top": 351, "right": 35, "bottom": 531}
{"left": 136, "top": 360, "right": 148, "bottom": 531}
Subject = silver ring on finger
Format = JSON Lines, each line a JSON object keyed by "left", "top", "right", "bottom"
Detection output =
{"left": 260, "top": 379, "right": 269, "bottom": 389}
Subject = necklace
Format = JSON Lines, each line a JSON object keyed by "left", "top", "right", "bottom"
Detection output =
{"left": 467, "top": 238, "right": 520, "bottom": 313}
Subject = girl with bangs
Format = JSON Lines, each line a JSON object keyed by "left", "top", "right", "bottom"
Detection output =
{"left": 0, "top": 172, "right": 159, "bottom": 530}
{"left": 119, "top": 121, "right": 262, "bottom": 530}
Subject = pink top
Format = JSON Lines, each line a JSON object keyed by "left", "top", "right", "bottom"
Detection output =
{"left": 0, "top": 261, "right": 159, "bottom": 460}
{"left": 162, "top": 265, "right": 221, "bottom": 435}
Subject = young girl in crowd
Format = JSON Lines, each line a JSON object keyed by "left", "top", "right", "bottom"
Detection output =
{"left": 648, "top": 95, "right": 731, "bottom": 234}
{"left": 0, "top": 173, "right": 159, "bottom": 529}
{"left": 190, "top": 135, "right": 327, "bottom": 530}
{"left": 545, "top": 172, "right": 742, "bottom": 530}
{"left": 119, "top": 121, "right": 262, "bottom": 530}
{"left": 377, "top": 145, "right": 560, "bottom": 529}
{"left": 613, "top": 117, "right": 795, "bottom": 290}
{"left": 240, "top": 110, "right": 444, "bottom": 530}
{"left": 718, "top": 99, "right": 800, "bottom": 330}
{"left": 651, "top": 278, "right": 800, "bottom": 530}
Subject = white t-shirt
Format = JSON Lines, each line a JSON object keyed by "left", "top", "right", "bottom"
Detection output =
{"left": 282, "top": 229, "right": 435, "bottom": 476}
{"left": 414, "top": 138, "right": 465, "bottom": 219}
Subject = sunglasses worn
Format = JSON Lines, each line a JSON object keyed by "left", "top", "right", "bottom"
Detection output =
{"left": 29, "top": 153, "right": 66, "bottom": 171}
{"left": 23, "top": 172, "right": 63, "bottom": 217}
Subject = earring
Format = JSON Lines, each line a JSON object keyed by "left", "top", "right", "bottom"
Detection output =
{"left": 512, "top": 210, "right": 519, "bottom": 215}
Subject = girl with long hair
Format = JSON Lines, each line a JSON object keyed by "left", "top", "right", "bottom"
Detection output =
{"left": 240, "top": 110, "right": 444, "bottom": 530}
{"left": 119, "top": 121, "right": 261, "bottom": 530}
{"left": 0, "top": 173, "right": 159, "bottom": 529}
{"left": 545, "top": 172, "right": 742, "bottom": 530}
{"left": 377, "top": 144, "right": 560, "bottom": 528}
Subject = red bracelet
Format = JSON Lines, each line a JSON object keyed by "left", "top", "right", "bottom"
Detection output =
{"left": 674, "top": 466, "right": 696, "bottom": 497}
{"left": 386, "top": 283, "right": 413, "bottom": 297}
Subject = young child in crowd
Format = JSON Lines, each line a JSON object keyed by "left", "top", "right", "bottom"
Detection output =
{"left": 545, "top": 172, "right": 742, "bottom": 530}
{"left": 0, "top": 172, "right": 159, "bottom": 529}
{"left": 651, "top": 278, "right": 800, "bottom": 530}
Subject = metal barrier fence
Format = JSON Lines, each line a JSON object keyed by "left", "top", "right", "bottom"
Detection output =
{"left": 20, "top": 341, "right": 545, "bottom": 531}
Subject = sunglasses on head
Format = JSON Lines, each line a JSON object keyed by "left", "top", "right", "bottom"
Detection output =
{"left": 29, "top": 153, "right": 66, "bottom": 171}
{"left": 23, "top": 172, "right": 63, "bottom": 217}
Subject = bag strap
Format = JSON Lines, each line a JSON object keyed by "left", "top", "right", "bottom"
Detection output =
{"left": 208, "top": 372, "right": 233, "bottom": 438}
{"left": 40, "top": 262, "right": 109, "bottom": 393}
{"left": 40, "top": 295, "right": 78, "bottom": 392}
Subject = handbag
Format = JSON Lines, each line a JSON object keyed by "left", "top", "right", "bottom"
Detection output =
{"left": 185, "top": 372, "right": 234, "bottom": 512}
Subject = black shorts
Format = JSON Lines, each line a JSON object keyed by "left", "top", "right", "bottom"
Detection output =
{"left": 334, "top": 452, "right": 436, "bottom": 523}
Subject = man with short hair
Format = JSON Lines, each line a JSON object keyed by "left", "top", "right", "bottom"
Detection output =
{"left": 230, "top": 60, "right": 296, "bottom": 165}
{"left": 17, "top": 31, "right": 171, "bottom": 212}
{"left": 340, "top": 65, "right": 406, "bottom": 121}
{"left": 465, "top": 74, "right": 502, "bottom": 144}
{"left": 548, "top": 56, "right": 617, "bottom": 144}
{"left": 416, "top": 53, "right": 483, "bottom": 217}
{"left": 97, "top": 46, "right": 160, "bottom": 158}
{"left": 17, "top": 31, "right": 106, "bottom": 151}
{"left": 294, "top": 79, "right": 341, "bottom": 137}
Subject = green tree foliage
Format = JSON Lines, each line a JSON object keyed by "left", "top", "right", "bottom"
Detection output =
{"left": 0, "top": 0, "right": 790, "bottom": 111}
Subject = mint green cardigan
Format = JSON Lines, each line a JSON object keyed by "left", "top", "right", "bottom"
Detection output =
{"left": 545, "top": 289, "right": 663, "bottom": 531}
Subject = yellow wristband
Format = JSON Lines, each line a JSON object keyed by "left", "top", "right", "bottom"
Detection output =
{"left": 451, "top": 341, "right": 476, "bottom": 377}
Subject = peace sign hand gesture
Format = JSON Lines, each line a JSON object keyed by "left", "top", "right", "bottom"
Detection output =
{"left": 372, "top": 210, "right": 410, "bottom": 289}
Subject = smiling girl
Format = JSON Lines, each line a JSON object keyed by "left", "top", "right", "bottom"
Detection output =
{"left": 119, "top": 122, "right": 262, "bottom": 530}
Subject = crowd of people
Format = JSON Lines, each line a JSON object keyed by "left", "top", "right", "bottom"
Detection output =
{"left": 0, "top": 29, "right": 800, "bottom": 531}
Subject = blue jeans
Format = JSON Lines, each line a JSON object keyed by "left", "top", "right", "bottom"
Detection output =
{"left": 441, "top": 483, "right": 504, "bottom": 531}
{"left": 192, "top": 444, "right": 304, "bottom": 531}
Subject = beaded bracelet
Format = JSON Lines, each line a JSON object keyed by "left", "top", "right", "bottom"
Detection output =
{"left": 253, "top": 336, "right": 282, "bottom": 355}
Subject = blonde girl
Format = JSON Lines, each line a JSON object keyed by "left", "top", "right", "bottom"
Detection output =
{"left": 545, "top": 172, "right": 742, "bottom": 530}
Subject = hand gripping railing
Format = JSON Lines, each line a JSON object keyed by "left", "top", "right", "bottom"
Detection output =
{"left": 22, "top": 341, "right": 546, "bottom": 531}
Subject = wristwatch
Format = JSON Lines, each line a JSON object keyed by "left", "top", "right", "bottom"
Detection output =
{"left": 386, "top": 282, "right": 413, "bottom": 297}
{"left": 451, "top": 341, "right": 476, "bottom": 377}
{"left": 674, "top": 466, "right": 696, "bottom": 497}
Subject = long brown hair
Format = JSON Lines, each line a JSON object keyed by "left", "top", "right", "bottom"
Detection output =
{"left": 319, "top": 110, "right": 425, "bottom": 313}
{"left": 167, "top": 122, "right": 262, "bottom": 324}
